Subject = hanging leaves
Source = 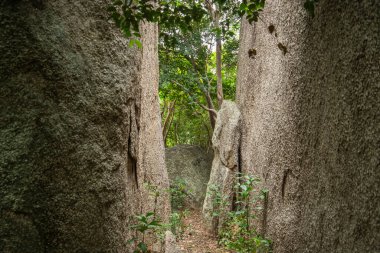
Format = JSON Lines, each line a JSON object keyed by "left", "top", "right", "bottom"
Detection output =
{"left": 108, "top": 0, "right": 266, "bottom": 44}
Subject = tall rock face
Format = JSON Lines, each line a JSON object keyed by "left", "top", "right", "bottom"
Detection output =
{"left": 236, "top": 1, "right": 379, "bottom": 252}
{"left": 0, "top": 1, "right": 169, "bottom": 252}
{"left": 203, "top": 101, "right": 241, "bottom": 232}
{"left": 138, "top": 22, "right": 171, "bottom": 222}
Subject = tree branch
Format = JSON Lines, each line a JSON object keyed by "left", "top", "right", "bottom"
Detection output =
{"left": 195, "top": 100, "right": 218, "bottom": 116}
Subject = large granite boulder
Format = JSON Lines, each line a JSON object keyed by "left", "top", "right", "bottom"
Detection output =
{"left": 166, "top": 145, "right": 213, "bottom": 207}
{"left": 0, "top": 1, "right": 170, "bottom": 252}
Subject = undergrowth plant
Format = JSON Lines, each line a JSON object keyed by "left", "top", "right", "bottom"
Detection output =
{"left": 168, "top": 178, "right": 191, "bottom": 239}
{"left": 128, "top": 211, "right": 163, "bottom": 253}
{"left": 169, "top": 177, "right": 191, "bottom": 210}
{"left": 128, "top": 183, "right": 164, "bottom": 253}
{"left": 209, "top": 173, "right": 272, "bottom": 253}
{"left": 208, "top": 184, "right": 229, "bottom": 218}
{"left": 169, "top": 209, "right": 189, "bottom": 239}
{"left": 127, "top": 182, "right": 191, "bottom": 252}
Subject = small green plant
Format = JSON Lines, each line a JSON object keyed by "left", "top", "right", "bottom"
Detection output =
{"left": 169, "top": 209, "right": 189, "bottom": 239}
{"left": 167, "top": 178, "right": 191, "bottom": 239}
{"left": 128, "top": 212, "right": 163, "bottom": 253}
{"left": 128, "top": 180, "right": 192, "bottom": 252}
{"left": 211, "top": 173, "right": 272, "bottom": 253}
{"left": 208, "top": 184, "right": 229, "bottom": 218}
{"left": 169, "top": 178, "right": 191, "bottom": 210}
{"left": 127, "top": 183, "right": 165, "bottom": 253}
{"left": 206, "top": 184, "right": 229, "bottom": 232}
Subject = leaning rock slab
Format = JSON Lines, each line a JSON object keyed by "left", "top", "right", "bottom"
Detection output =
{"left": 202, "top": 101, "right": 241, "bottom": 232}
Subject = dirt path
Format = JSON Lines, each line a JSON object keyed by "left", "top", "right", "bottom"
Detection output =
{"left": 177, "top": 210, "right": 229, "bottom": 253}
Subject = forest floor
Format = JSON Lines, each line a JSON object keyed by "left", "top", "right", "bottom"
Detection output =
{"left": 177, "top": 210, "right": 229, "bottom": 253}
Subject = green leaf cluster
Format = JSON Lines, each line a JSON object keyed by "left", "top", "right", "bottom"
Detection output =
{"left": 169, "top": 178, "right": 191, "bottom": 210}
{"left": 108, "top": 0, "right": 265, "bottom": 40}
{"left": 108, "top": 0, "right": 206, "bottom": 39}
{"left": 132, "top": 212, "right": 162, "bottom": 233}
{"left": 169, "top": 210, "right": 189, "bottom": 238}
{"left": 128, "top": 211, "right": 163, "bottom": 253}
{"left": 238, "top": 0, "right": 265, "bottom": 23}
{"left": 208, "top": 173, "right": 272, "bottom": 253}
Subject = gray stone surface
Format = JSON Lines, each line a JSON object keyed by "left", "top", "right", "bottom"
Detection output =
{"left": 0, "top": 1, "right": 169, "bottom": 252}
{"left": 236, "top": 0, "right": 380, "bottom": 252}
{"left": 202, "top": 101, "right": 241, "bottom": 232}
{"left": 138, "top": 21, "right": 171, "bottom": 224}
{"left": 166, "top": 145, "right": 213, "bottom": 207}
{"left": 164, "top": 231, "right": 181, "bottom": 253}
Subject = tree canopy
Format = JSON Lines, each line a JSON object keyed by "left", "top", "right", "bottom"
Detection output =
{"left": 107, "top": 0, "right": 319, "bottom": 147}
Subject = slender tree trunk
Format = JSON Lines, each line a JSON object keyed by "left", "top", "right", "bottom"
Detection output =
{"left": 162, "top": 100, "right": 176, "bottom": 146}
{"left": 205, "top": 0, "right": 224, "bottom": 108}
{"left": 203, "top": 122, "right": 212, "bottom": 149}
{"left": 203, "top": 90, "right": 217, "bottom": 129}
{"left": 214, "top": 11, "right": 224, "bottom": 108}
{"left": 161, "top": 100, "right": 167, "bottom": 119}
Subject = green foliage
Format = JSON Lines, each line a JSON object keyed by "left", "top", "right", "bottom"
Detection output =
{"left": 162, "top": 103, "right": 213, "bottom": 148}
{"left": 304, "top": 0, "right": 319, "bottom": 17}
{"left": 169, "top": 210, "right": 189, "bottom": 238}
{"left": 108, "top": 0, "right": 205, "bottom": 38}
{"left": 167, "top": 178, "right": 191, "bottom": 240}
{"left": 169, "top": 178, "right": 191, "bottom": 210}
{"left": 128, "top": 183, "right": 164, "bottom": 253}
{"left": 128, "top": 211, "right": 163, "bottom": 253}
{"left": 238, "top": 0, "right": 265, "bottom": 24}
{"left": 207, "top": 184, "right": 229, "bottom": 218}
{"left": 208, "top": 173, "right": 272, "bottom": 253}
{"left": 108, "top": 0, "right": 265, "bottom": 40}
{"left": 132, "top": 212, "right": 163, "bottom": 234}
{"left": 159, "top": 18, "right": 239, "bottom": 147}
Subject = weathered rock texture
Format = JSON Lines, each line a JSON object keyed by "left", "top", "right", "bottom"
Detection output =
{"left": 138, "top": 22, "right": 171, "bottom": 223}
{"left": 164, "top": 231, "right": 181, "bottom": 253}
{"left": 203, "top": 101, "right": 241, "bottom": 231}
{"left": 166, "top": 145, "right": 213, "bottom": 207}
{"left": 0, "top": 1, "right": 169, "bottom": 252}
{"left": 236, "top": 0, "right": 379, "bottom": 252}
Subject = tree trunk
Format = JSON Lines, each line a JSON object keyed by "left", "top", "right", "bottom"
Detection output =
{"left": 215, "top": 11, "right": 224, "bottom": 108}
{"left": 138, "top": 19, "right": 171, "bottom": 228}
{"left": 204, "top": 90, "right": 217, "bottom": 130}
{"left": 0, "top": 1, "right": 169, "bottom": 252}
{"left": 236, "top": 0, "right": 379, "bottom": 252}
{"left": 205, "top": 0, "right": 223, "bottom": 108}
{"left": 162, "top": 100, "right": 176, "bottom": 146}
{"left": 161, "top": 100, "right": 167, "bottom": 119}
